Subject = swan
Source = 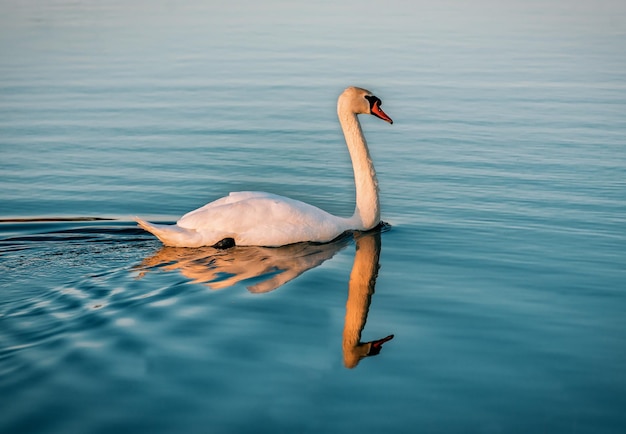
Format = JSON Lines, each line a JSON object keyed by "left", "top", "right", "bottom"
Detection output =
{"left": 135, "top": 86, "right": 393, "bottom": 247}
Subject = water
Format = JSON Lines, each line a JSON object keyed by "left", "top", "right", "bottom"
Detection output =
{"left": 1, "top": 1, "right": 626, "bottom": 433}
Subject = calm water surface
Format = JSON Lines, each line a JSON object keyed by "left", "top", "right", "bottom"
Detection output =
{"left": 1, "top": 1, "right": 625, "bottom": 433}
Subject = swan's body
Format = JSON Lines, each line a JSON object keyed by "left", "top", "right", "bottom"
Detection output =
{"left": 136, "top": 86, "right": 393, "bottom": 247}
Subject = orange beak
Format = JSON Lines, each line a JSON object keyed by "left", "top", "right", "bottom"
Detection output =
{"left": 371, "top": 101, "right": 393, "bottom": 124}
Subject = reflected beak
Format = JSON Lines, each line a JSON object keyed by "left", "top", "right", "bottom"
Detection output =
{"left": 367, "top": 334, "right": 395, "bottom": 356}
{"left": 371, "top": 101, "right": 393, "bottom": 124}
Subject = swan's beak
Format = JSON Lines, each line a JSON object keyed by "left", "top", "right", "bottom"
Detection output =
{"left": 371, "top": 101, "right": 393, "bottom": 124}
{"left": 367, "top": 334, "right": 395, "bottom": 356}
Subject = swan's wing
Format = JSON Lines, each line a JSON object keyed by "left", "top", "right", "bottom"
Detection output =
{"left": 177, "top": 193, "right": 349, "bottom": 246}
{"left": 178, "top": 191, "right": 280, "bottom": 220}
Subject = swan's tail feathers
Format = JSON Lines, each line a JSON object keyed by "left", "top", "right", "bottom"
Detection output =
{"left": 135, "top": 217, "right": 201, "bottom": 247}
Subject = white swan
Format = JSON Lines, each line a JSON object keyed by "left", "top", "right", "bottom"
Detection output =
{"left": 135, "top": 86, "right": 393, "bottom": 247}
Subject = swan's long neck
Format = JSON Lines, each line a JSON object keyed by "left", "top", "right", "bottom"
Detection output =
{"left": 338, "top": 107, "right": 380, "bottom": 230}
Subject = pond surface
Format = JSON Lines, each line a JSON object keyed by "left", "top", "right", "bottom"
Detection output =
{"left": 1, "top": 1, "right": 625, "bottom": 433}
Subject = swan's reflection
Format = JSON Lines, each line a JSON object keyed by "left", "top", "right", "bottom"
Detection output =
{"left": 343, "top": 230, "right": 394, "bottom": 368}
{"left": 137, "top": 227, "right": 393, "bottom": 367}
{"left": 138, "top": 234, "right": 351, "bottom": 292}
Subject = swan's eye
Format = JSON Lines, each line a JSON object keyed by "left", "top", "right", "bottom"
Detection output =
{"left": 364, "top": 95, "right": 381, "bottom": 110}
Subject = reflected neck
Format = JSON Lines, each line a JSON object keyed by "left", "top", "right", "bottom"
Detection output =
{"left": 342, "top": 232, "right": 381, "bottom": 368}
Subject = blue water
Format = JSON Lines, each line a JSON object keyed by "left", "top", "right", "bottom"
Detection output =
{"left": 1, "top": 1, "right": 626, "bottom": 433}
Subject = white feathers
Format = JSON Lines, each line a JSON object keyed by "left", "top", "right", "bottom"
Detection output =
{"left": 176, "top": 191, "right": 351, "bottom": 247}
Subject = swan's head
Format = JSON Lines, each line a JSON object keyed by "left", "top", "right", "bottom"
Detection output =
{"left": 339, "top": 86, "right": 393, "bottom": 124}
